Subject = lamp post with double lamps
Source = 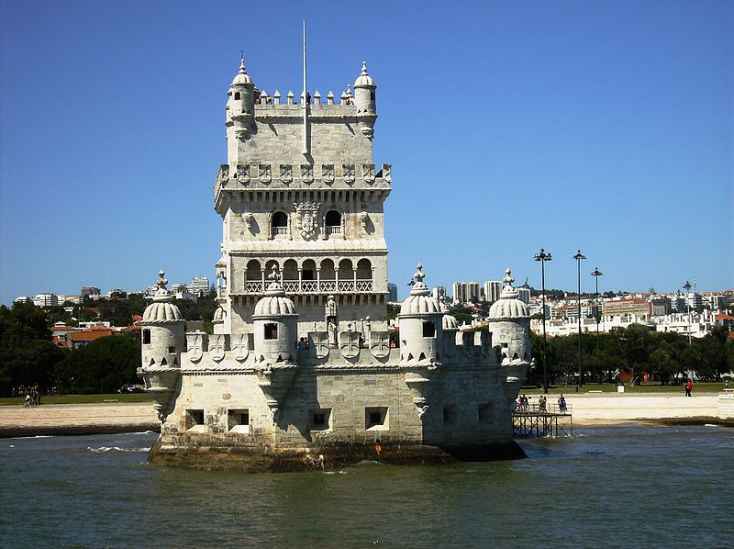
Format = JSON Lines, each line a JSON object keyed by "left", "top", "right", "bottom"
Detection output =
{"left": 533, "top": 248, "right": 552, "bottom": 394}
{"left": 574, "top": 250, "right": 587, "bottom": 393}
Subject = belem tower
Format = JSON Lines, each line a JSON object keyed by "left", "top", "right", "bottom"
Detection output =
{"left": 140, "top": 55, "right": 533, "bottom": 471}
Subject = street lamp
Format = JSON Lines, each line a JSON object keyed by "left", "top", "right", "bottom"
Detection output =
{"left": 591, "top": 267, "right": 603, "bottom": 335}
{"left": 683, "top": 280, "right": 692, "bottom": 346}
{"left": 533, "top": 248, "right": 552, "bottom": 394}
{"left": 574, "top": 249, "right": 587, "bottom": 393}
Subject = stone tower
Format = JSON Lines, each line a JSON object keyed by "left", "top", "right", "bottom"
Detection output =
{"left": 214, "top": 57, "right": 391, "bottom": 337}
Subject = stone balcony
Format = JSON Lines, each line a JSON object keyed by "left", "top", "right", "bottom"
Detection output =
{"left": 235, "top": 278, "right": 374, "bottom": 295}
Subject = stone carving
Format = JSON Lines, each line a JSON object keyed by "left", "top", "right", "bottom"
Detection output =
{"left": 279, "top": 164, "right": 292, "bottom": 184}
{"left": 339, "top": 326, "right": 360, "bottom": 359}
{"left": 209, "top": 334, "right": 226, "bottom": 362}
{"left": 325, "top": 295, "right": 337, "bottom": 317}
{"left": 294, "top": 201, "right": 320, "bottom": 240}
{"left": 343, "top": 164, "right": 355, "bottom": 184}
{"left": 369, "top": 330, "right": 390, "bottom": 359}
{"left": 186, "top": 332, "right": 204, "bottom": 363}
{"left": 383, "top": 163, "right": 391, "bottom": 183}
{"left": 242, "top": 212, "right": 255, "bottom": 231}
{"left": 301, "top": 164, "right": 313, "bottom": 183}
{"left": 327, "top": 320, "right": 338, "bottom": 348}
{"left": 362, "top": 163, "right": 374, "bottom": 184}
{"left": 311, "top": 332, "right": 330, "bottom": 359}
{"left": 322, "top": 164, "right": 334, "bottom": 184}
{"left": 259, "top": 164, "right": 271, "bottom": 184}
{"left": 232, "top": 333, "right": 249, "bottom": 362}
{"left": 359, "top": 210, "right": 369, "bottom": 236}
{"left": 237, "top": 164, "right": 250, "bottom": 184}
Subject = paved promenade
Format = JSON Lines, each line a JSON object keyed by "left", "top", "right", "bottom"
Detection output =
{"left": 534, "top": 393, "right": 720, "bottom": 425}
{"left": 0, "top": 394, "right": 727, "bottom": 437}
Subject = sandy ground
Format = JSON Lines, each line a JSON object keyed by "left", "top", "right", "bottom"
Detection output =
{"left": 0, "top": 394, "right": 729, "bottom": 437}
{"left": 0, "top": 402, "right": 158, "bottom": 437}
{"left": 528, "top": 393, "right": 722, "bottom": 426}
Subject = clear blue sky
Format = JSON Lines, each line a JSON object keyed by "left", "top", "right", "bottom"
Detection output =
{"left": 1, "top": 0, "right": 732, "bottom": 304}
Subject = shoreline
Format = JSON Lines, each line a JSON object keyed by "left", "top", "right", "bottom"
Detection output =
{"left": 1, "top": 396, "right": 732, "bottom": 439}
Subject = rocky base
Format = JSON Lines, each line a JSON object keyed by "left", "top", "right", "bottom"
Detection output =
{"left": 148, "top": 438, "right": 526, "bottom": 473}
{"left": 0, "top": 423, "right": 160, "bottom": 439}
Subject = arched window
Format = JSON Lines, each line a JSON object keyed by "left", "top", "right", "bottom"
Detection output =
{"left": 246, "top": 260, "right": 262, "bottom": 281}
{"left": 302, "top": 259, "right": 316, "bottom": 281}
{"left": 356, "top": 259, "right": 372, "bottom": 279}
{"left": 325, "top": 210, "right": 341, "bottom": 236}
{"left": 271, "top": 212, "right": 288, "bottom": 237}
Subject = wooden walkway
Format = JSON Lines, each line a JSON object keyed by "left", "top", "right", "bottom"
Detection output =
{"left": 512, "top": 403, "right": 573, "bottom": 438}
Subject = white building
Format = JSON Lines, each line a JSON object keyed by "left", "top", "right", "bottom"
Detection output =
{"left": 33, "top": 294, "right": 58, "bottom": 308}
{"left": 483, "top": 280, "right": 502, "bottom": 303}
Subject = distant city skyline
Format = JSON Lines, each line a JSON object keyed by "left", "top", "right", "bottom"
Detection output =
{"left": 1, "top": 1, "right": 732, "bottom": 305}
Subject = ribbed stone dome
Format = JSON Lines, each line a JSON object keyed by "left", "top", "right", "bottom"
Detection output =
{"left": 253, "top": 268, "right": 297, "bottom": 317}
{"left": 142, "top": 271, "right": 183, "bottom": 323}
{"left": 231, "top": 57, "right": 252, "bottom": 86}
{"left": 488, "top": 268, "right": 529, "bottom": 320}
{"left": 354, "top": 61, "right": 376, "bottom": 87}
{"left": 143, "top": 302, "right": 182, "bottom": 322}
{"left": 488, "top": 299, "right": 528, "bottom": 320}
{"left": 399, "top": 264, "right": 441, "bottom": 316}
{"left": 442, "top": 314, "right": 459, "bottom": 330}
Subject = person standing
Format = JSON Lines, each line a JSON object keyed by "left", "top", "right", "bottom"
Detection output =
{"left": 685, "top": 378, "right": 693, "bottom": 397}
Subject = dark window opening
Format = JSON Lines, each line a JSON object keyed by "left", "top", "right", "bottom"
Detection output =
{"left": 325, "top": 210, "right": 341, "bottom": 227}
{"left": 422, "top": 321, "right": 436, "bottom": 338}
{"left": 419, "top": 352, "right": 426, "bottom": 361}
{"left": 312, "top": 409, "right": 331, "bottom": 431}
{"left": 187, "top": 409, "right": 204, "bottom": 427}
{"left": 234, "top": 92, "right": 241, "bottom": 100}
{"left": 168, "top": 346, "right": 175, "bottom": 353}
{"left": 272, "top": 212, "right": 288, "bottom": 227}
{"left": 142, "top": 329, "right": 151, "bottom": 345}
{"left": 264, "top": 323, "right": 278, "bottom": 340}
{"left": 370, "top": 90, "right": 375, "bottom": 102}
{"left": 365, "top": 407, "right": 388, "bottom": 430}
{"left": 160, "top": 357, "right": 167, "bottom": 366}
{"left": 228, "top": 409, "right": 249, "bottom": 431}
{"left": 302, "top": 269, "right": 315, "bottom": 281}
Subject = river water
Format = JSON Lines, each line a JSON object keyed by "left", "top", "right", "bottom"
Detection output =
{"left": 1, "top": 425, "right": 732, "bottom": 548}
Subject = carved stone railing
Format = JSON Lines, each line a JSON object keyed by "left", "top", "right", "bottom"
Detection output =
{"left": 236, "top": 279, "right": 374, "bottom": 295}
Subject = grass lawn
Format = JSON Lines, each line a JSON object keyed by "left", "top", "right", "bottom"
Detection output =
{"left": 522, "top": 382, "right": 727, "bottom": 395}
{"left": 0, "top": 393, "right": 155, "bottom": 406}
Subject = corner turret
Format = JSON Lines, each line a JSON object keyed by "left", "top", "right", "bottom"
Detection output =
{"left": 353, "top": 61, "right": 377, "bottom": 138}
{"left": 140, "top": 271, "right": 186, "bottom": 421}
{"left": 226, "top": 55, "right": 256, "bottom": 165}
{"left": 398, "top": 264, "right": 443, "bottom": 365}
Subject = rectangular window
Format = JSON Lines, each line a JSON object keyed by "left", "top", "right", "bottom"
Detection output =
{"left": 168, "top": 346, "right": 175, "bottom": 353}
{"left": 311, "top": 408, "right": 332, "bottom": 431}
{"left": 443, "top": 404, "right": 457, "bottom": 425}
{"left": 228, "top": 409, "right": 250, "bottom": 433}
{"left": 478, "top": 403, "right": 493, "bottom": 423}
{"left": 422, "top": 321, "right": 436, "bottom": 338}
{"left": 186, "top": 409, "right": 205, "bottom": 429}
{"left": 264, "top": 323, "right": 278, "bottom": 340}
{"left": 365, "top": 407, "right": 389, "bottom": 431}
{"left": 142, "top": 329, "right": 151, "bottom": 345}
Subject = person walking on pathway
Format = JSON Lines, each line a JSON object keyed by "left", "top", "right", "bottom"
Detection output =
{"left": 685, "top": 378, "right": 693, "bottom": 397}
